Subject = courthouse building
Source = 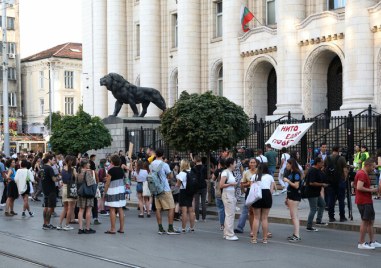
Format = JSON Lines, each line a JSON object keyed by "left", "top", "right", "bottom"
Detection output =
{"left": 82, "top": 0, "right": 381, "bottom": 120}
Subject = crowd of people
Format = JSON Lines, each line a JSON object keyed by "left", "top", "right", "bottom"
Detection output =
{"left": 0, "top": 143, "right": 380, "bottom": 250}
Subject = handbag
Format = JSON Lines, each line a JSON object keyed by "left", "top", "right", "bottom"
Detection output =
{"left": 143, "top": 181, "right": 151, "bottom": 197}
{"left": 67, "top": 173, "right": 78, "bottom": 199}
{"left": 245, "top": 174, "right": 262, "bottom": 207}
{"left": 77, "top": 171, "right": 97, "bottom": 198}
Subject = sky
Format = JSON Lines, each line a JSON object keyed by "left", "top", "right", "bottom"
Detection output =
{"left": 19, "top": 0, "right": 82, "bottom": 58}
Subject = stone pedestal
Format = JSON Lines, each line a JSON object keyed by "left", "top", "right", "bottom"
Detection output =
{"left": 88, "top": 117, "right": 161, "bottom": 160}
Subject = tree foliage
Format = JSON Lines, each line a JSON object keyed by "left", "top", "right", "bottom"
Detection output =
{"left": 160, "top": 91, "right": 250, "bottom": 152}
{"left": 49, "top": 105, "right": 112, "bottom": 155}
{"left": 44, "top": 111, "right": 63, "bottom": 132}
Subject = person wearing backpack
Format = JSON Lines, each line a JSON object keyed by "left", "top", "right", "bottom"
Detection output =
{"left": 176, "top": 160, "right": 196, "bottom": 233}
{"left": 324, "top": 145, "right": 348, "bottom": 223}
{"left": 149, "top": 148, "right": 180, "bottom": 235}
{"left": 219, "top": 157, "right": 239, "bottom": 241}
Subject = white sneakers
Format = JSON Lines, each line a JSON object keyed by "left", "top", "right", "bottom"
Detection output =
{"left": 281, "top": 188, "right": 287, "bottom": 194}
{"left": 370, "top": 241, "right": 381, "bottom": 248}
{"left": 225, "top": 235, "right": 239, "bottom": 241}
{"left": 358, "top": 242, "right": 375, "bottom": 250}
{"left": 358, "top": 241, "right": 381, "bottom": 250}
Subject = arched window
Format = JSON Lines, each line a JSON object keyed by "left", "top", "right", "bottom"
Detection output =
{"left": 217, "top": 66, "right": 223, "bottom": 96}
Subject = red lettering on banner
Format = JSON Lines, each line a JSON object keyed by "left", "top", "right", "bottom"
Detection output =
{"left": 281, "top": 125, "right": 299, "bottom": 132}
{"left": 285, "top": 131, "right": 301, "bottom": 139}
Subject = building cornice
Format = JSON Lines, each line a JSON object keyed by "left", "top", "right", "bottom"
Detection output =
{"left": 241, "top": 46, "right": 277, "bottom": 58}
{"left": 297, "top": 11, "right": 345, "bottom": 30}
{"left": 299, "top": 33, "right": 344, "bottom": 47}
{"left": 239, "top": 26, "right": 277, "bottom": 42}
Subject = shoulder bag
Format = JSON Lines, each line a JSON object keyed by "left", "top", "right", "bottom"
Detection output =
{"left": 245, "top": 174, "right": 263, "bottom": 207}
{"left": 77, "top": 171, "right": 97, "bottom": 198}
{"left": 67, "top": 171, "right": 78, "bottom": 199}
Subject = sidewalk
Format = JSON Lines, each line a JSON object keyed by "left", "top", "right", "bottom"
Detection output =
{"left": 127, "top": 182, "right": 381, "bottom": 234}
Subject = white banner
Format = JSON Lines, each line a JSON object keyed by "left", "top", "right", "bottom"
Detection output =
{"left": 265, "top": 123, "right": 314, "bottom": 150}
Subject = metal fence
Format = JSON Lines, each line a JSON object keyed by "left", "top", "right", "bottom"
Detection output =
{"left": 125, "top": 105, "right": 381, "bottom": 164}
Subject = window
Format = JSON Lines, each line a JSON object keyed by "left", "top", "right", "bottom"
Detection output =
{"left": 8, "top": 92, "right": 16, "bottom": 107}
{"left": 136, "top": 24, "right": 140, "bottom": 57}
{"left": 266, "top": 0, "right": 276, "bottom": 25}
{"left": 7, "top": 42, "right": 16, "bottom": 54}
{"left": 40, "top": 99, "right": 44, "bottom": 115}
{"left": 65, "top": 97, "right": 74, "bottom": 115}
{"left": 215, "top": 1, "right": 223, "bottom": 38}
{"left": 8, "top": 67, "right": 16, "bottom": 80}
{"left": 328, "top": 0, "right": 346, "bottom": 10}
{"left": 39, "top": 71, "right": 44, "bottom": 89}
{"left": 7, "top": 17, "right": 15, "bottom": 30}
{"left": 217, "top": 66, "right": 223, "bottom": 96}
{"left": 64, "top": 71, "right": 74, "bottom": 89}
{"left": 172, "top": 14, "right": 178, "bottom": 48}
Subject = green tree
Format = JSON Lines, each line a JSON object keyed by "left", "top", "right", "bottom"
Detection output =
{"left": 49, "top": 105, "right": 112, "bottom": 155}
{"left": 160, "top": 91, "right": 250, "bottom": 154}
{"left": 44, "top": 111, "right": 63, "bottom": 132}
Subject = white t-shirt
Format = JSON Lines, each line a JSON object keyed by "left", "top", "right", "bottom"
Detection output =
{"left": 176, "top": 169, "right": 191, "bottom": 189}
{"left": 221, "top": 169, "right": 236, "bottom": 191}
{"left": 134, "top": 169, "right": 148, "bottom": 183}
{"left": 280, "top": 153, "right": 290, "bottom": 172}
{"left": 256, "top": 155, "right": 268, "bottom": 163}
{"left": 251, "top": 174, "right": 274, "bottom": 190}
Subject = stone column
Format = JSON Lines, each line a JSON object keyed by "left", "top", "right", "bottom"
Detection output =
{"left": 178, "top": 0, "right": 201, "bottom": 95}
{"left": 341, "top": 0, "right": 376, "bottom": 111}
{"left": 223, "top": 0, "right": 244, "bottom": 105}
{"left": 274, "top": 0, "right": 305, "bottom": 117}
{"left": 140, "top": 0, "right": 161, "bottom": 117}
{"left": 92, "top": 0, "right": 108, "bottom": 118}
{"left": 107, "top": 0, "right": 128, "bottom": 117}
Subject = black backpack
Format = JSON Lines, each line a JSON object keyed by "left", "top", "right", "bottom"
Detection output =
{"left": 325, "top": 156, "right": 340, "bottom": 184}
{"left": 193, "top": 165, "right": 207, "bottom": 189}
{"left": 184, "top": 169, "right": 199, "bottom": 195}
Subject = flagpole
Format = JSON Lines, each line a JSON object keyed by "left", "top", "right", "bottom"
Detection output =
{"left": 254, "top": 16, "right": 263, "bottom": 26}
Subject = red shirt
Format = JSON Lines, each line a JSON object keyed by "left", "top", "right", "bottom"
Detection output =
{"left": 354, "top": 169, "right": 373, "bottom": 205}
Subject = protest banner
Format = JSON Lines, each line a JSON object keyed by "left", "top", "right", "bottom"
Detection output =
{"left": 265, "top": 123, "right": 314, "bottom": 150}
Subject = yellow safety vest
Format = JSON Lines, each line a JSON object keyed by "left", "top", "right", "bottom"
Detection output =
{"left": 354, "top": 152, "right": 361, "bottom": 171}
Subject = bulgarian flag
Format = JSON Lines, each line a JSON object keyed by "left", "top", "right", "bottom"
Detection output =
{"left": 240, "top": 5, "right": 254, "bottom": 32}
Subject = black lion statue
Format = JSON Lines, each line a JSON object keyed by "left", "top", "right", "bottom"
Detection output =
{"left": 100, "top": 73, "right": 166, "bottom": 117}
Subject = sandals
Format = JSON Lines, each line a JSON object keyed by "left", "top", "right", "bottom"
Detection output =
{"left": 267, "top": 232, "right": 273, "bottom": 238}
{"left": 104, "top": 230, "right": 116, "bottom": 234}
{"left": 262, "top": 239, "right": 268, "bottom": 244}
{"left": 251, "top": 238, "right": 257, "bottom": 244}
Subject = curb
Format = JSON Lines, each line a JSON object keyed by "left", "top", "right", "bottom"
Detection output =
{"left": 126, "top": 202, "right": 381, "bottom": 234}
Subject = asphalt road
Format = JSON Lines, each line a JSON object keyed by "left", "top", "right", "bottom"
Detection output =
{"left": 0, "top": 200, "right": 380, "bottom": 268}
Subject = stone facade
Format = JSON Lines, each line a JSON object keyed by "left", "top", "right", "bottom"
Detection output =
{"left": 82, "top": 0, "right": 381, "bottom": 120}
